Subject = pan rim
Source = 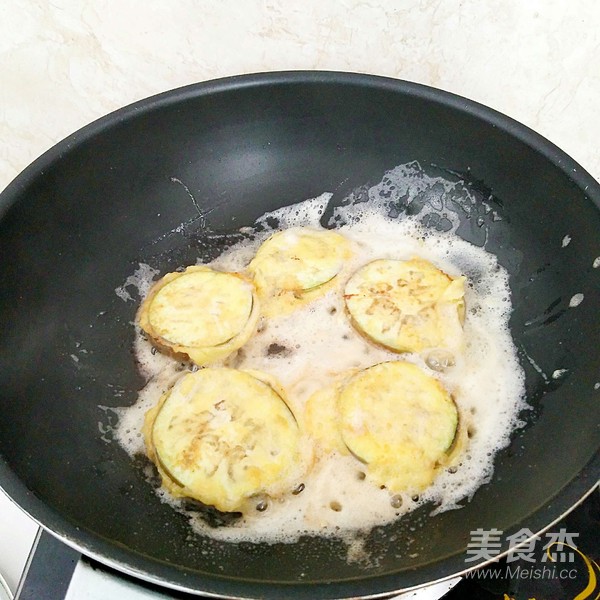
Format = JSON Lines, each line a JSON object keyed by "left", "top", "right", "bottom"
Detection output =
{"left": 2, "top": 70, "right": 599, "bottom": 215}
{"left": 0, "top": 70, "right": 599, "bottom": 598}
{"left": 2, "top": 479, "right": 599, "bottom": 598}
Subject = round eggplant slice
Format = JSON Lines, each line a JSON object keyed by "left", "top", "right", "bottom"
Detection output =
{"left": 248, "top": 228, "right": 352, "bottom": 315}
{"left": 138, "top": 266, "right": 259, "bottom": 366}
{"left": 344, "top": 258, "right": 466, "bottom": 353}
{"left": 150, "top": 368, "right": 302, "bottom": 513}
{"left": 339, "top": 361, "right": 458, "bottom": 493}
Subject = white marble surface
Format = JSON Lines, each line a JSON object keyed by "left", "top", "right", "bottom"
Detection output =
{"left": 1, "top": 0, "right": 600, "bottom": 192}
{"left": 0, "top": 0, "right": 599, "bottom": 595}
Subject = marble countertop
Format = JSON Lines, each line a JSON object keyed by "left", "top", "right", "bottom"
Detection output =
{"left": 1, "top": 0, "right": 600, "bottom": 192}
{"left": 0, "top": 0, "right": 599, "bottom": 595}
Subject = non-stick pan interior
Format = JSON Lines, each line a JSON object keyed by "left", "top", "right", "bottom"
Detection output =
{"left": 0, "top": 73, "right": 598, "bottom": 598}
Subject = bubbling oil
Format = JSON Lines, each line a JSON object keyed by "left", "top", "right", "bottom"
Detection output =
{"left": 114, "top": 163, "right": 526, "bottom": 547}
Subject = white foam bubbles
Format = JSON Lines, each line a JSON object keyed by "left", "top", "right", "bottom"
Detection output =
{"left": 114, "top": 263, "right": 159, "bottom": 302}
{"left": 569, "top": 293, "right": 584, "bottom": 308}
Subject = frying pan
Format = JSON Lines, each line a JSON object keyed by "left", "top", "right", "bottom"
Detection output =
{"left": 0, "top": 71, "right": 598, "bottom": 599}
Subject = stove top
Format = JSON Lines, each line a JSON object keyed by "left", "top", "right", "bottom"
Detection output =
{"left": 14, "top": 488, "right": 599, "bottom": 600}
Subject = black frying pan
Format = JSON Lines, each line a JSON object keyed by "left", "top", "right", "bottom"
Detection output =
{"left": 0, "top": 72, "right": 598, "bottom": 599}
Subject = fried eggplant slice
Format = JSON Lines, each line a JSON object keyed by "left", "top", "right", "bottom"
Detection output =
{"left": 339, "top": 361, "right": 458, "bottom": 493}
{"left": 138, "top": 266, "right": 259, "bottom": 366}
{"left": 344, "top": 258, "right": 466, "bottom": 353}
{"left": 248, "top": 228, "right": 352, "bottom": 315}
{"left": 147, "top": 368, "right": 302, "bottom": 513}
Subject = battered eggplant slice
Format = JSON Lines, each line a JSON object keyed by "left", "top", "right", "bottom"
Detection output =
{"left": 138, "top": 266, "right": 259, "bottom": 366}
{"left": 144, "top": 368, "right": 305, "bottom": 513}
{"left": 344, "top": 258, "right": 466, "bottom": 353}
{"left": 248, "top": 228, "right": 353, "bottom": 315}
{"left": 339, "top": 361, "right": 459, "bottom": 493}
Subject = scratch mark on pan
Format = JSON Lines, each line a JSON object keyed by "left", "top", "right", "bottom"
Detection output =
{"left": 169, "top": 177, "right": 216, "bottom": 231}
{"left": 170, "top": 177, "right": 202, "bottom": 216}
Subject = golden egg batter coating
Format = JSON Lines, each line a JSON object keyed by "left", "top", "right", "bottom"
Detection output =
{"left": 339, "top": 361, "right": 458, "bottom": 493}
{"left": 344, "top": 258, "right": 466, "bottom": 353}
{"left": 248, "top": 228, "right": 353, "bottom": 316}
{"left": 144, "top": 368, "right": 306, "bottom": 513}
{"left": 304, "top": 361, "right": 460, "bottom": 494}
{"left": 138, "top": 266, "right": 259, "bottom": 366}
